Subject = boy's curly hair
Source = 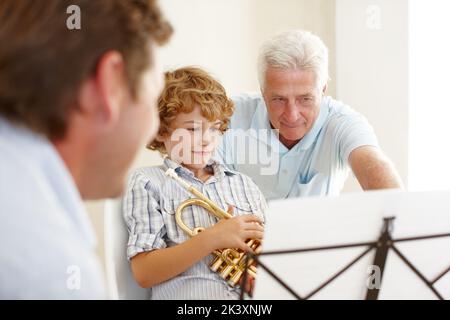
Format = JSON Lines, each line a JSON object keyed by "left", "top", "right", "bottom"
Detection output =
{"left": 148, "top": 66, "right": 234, "bottom": 154}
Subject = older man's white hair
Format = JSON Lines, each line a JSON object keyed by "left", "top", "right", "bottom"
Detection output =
{"left": 257, "top": 30, "right": 329, "bottom": 91}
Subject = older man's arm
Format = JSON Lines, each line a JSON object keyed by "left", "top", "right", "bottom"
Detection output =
{"left": 349, "top": 146, "right": 404, "bottom": 190}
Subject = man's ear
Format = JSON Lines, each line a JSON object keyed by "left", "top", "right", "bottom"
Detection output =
{"left": 87, "top": 51, "right": 127, "bottom": 126}
{"left": 322, "top": 83, "right": 328, "bottom": 94}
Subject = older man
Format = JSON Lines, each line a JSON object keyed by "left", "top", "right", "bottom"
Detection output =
{"left": 0, "top": 0, "right": 171, "bottom": 298}
{"left": 217, "top": 30, "right": 403, "bottom": 200}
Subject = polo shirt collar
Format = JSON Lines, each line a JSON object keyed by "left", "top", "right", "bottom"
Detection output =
{"left": 163, "top": 156, "right": 237, "bottom": 182}
{"left": 249, "top": 96, "right": 330, "bottom": 153}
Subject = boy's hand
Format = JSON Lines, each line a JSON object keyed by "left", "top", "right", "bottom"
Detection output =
{"left": 239, "top": 273, "right": 256, "bottom": 297}
{"left": 203, "top": 206, "right": 264, "bottom": 252}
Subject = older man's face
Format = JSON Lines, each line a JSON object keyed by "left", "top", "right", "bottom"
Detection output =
{"left": 262, "top": 67, "right": 324, "bottom": 149}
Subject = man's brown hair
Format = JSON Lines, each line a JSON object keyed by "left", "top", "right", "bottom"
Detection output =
{"left": 148, "top": 66, "right": 234, "bottom": 154}
{"left": 0, "top": 0, "right": 172, "bottom": 138}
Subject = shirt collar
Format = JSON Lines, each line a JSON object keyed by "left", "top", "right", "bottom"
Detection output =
{"left": 250, "top": 95, "right": 330, "bottom": 153}
{"left": 249, "top": 99, "right": 284, "bottom": 152}
{"left": 162, "top": 156, "right": 237, "bottom": 182}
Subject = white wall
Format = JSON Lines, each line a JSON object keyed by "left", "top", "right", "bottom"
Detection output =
{"left": 158, "top": 0, "right": 336, "bottom": 96}
{"left": 409, "top": 0, "right": 450, "bottom": 191}
{"left": 335, "top": 0, "right": 409, "bottom": 192}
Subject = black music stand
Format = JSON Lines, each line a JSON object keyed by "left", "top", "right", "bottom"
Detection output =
{"left": 240, "top": 195, "right": 450, "bottom": 300}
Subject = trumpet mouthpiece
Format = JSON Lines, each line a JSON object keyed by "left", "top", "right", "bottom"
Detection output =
{"left": 165, "top": 168, "right": 191, "bottom": 190}
{"left": 165, "top": 168, "right": 177, "bottom": 179}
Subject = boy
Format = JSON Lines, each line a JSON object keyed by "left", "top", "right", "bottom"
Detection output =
{"left": 123, "top": 67, "right": 266, "bottom": 299}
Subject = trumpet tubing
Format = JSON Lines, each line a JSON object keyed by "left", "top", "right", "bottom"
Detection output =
{"left": 165, "top": 168, "right": 262, "bottom": 287}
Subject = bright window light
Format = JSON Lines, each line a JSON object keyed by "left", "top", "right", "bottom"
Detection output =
{"left": 409, "top": 0, "right": 450, "bottom": 191}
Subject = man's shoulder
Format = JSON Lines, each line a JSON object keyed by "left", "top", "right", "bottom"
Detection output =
{"left": 0, "top": 139, "right": 56, "bottom": 210}
{"left": 224, "top": 165, "right": 261, "bottom": 191}
{"left": 230, "top": 92, "right": 264, "bottom": 129}
{"left": 0, "top": 206, "right": 105, "bottom": 298}
{"left": 0, "top": 165, "right": 104, "bottom": 298}
{"left": 324, "top": 96, "right": 369, "bottom": 127}
{"left": 231, "top": 91, "right": 263, "bottom": 104}
{"left": 320, "top": 96, "right": 376, "bottom": 149}
{"left": 129, "top": 165, "right": 165, "bottom": 183}
{"left": 325, "top": 96, "right": 356, "bottom": 116}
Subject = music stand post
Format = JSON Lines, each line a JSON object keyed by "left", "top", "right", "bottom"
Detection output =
{"left": 241, "top": 217, "right": 450, "bottom": 300}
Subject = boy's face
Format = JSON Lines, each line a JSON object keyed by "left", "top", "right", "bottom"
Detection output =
{"left": 159, "top": 105, "right": 223, "bottom": 170}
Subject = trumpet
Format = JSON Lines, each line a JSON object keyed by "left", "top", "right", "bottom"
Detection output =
{"left": 165, "top": 168, "right": 262, "bottom": 287}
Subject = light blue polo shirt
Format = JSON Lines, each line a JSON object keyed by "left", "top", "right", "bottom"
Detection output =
{"left": 0, "top": 117, "right": 106, "bottom": 299}
{"left": 216, "top": 93, "right": 379, "bottom": 200}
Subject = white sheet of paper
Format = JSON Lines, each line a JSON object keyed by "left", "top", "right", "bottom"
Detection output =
{"left": 253, "top": 190, "right": 450, "bottom": 300}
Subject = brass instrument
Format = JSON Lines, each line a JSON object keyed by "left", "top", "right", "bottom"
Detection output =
{"left": 165, "top": 168, "right": 262, "bottom": 287}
